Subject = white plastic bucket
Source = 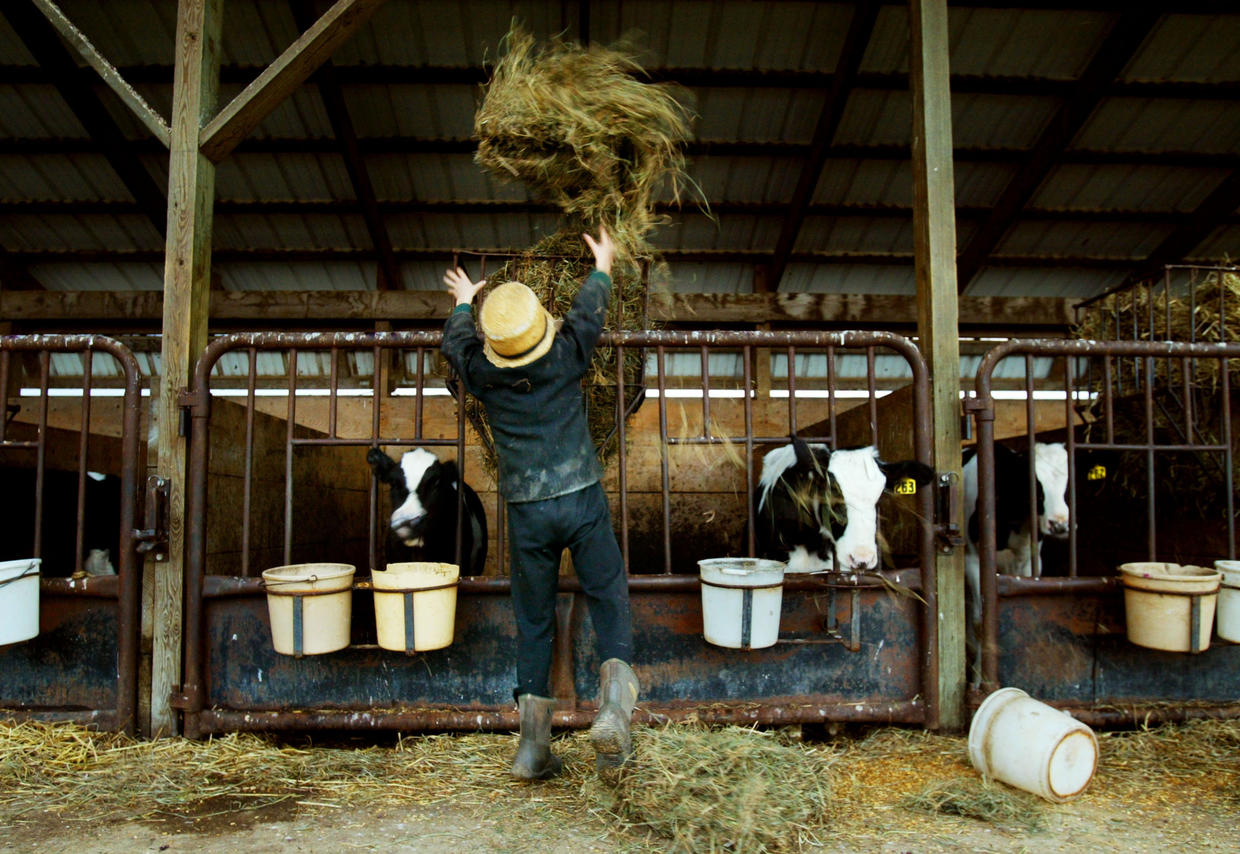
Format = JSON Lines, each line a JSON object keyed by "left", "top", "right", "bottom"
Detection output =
{"left": 1119, "top": 562, "right": 1220, "bottom": 653}
{"left": 698, "top": 558, "right": 785, "bottom": 649}
{"left": 0, "top": 558, "right": 41, "bottom": 645}
{"left": 968, "top": 686, "right": 1098, "bottom": 803}
{"left": 261, "top": 563, "right": 355, "bottom": 657}
{"left": 1215, "top": 560, "right": 1240, "bottom": 643}
{"left": 372, "top": 562, "right": 459, "bottom": 652}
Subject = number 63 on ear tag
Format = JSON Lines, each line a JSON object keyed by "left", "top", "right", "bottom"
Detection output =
{"left": 895, "top": 478, "right": 918, "bottom": 495}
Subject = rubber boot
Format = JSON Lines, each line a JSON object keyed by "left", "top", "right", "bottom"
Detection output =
{"left": 589, "top": 658, "right": 639, "bottom": 772}
{"left": 510, "top": 694, "right": 562, "bottom": 780}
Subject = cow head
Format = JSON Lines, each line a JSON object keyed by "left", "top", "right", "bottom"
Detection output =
{"left": 367, "top": 447, "right": 450, "bottom": 547}
{"left": 1033, "top": 442, "right": 1070, "bottom": 537}
{"left": 759, "top": 440, "right": 934, "bottom": 571}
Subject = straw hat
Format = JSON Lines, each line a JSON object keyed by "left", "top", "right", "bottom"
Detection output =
{"left": 478, "top": 281, "right": 556, "bottom": 368}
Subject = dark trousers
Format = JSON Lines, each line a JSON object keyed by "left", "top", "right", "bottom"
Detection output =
{"left": 506, "top": 481, "right": 633, "bottom": 699}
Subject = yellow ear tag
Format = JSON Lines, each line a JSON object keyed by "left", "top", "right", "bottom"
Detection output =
{"left": 895, "top": 478, "right": 918, "bottom": 496}
{"left": 1087, "top": 465, "right": 1107, "bottom": 481}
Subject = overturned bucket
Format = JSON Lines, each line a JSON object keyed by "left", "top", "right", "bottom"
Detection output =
{"left": 372, "top": 562, "right": 459, "bottom": 653}
{"left": 1120, "top": 562, "right": 1220, "bottom": 653}
{"left": 261, "top": 563, "right": 355, "bottom": 657}
{"left": 0, "top": 558, "right": 41, "bottom": 646}
{"left": 698, "top": 558, "right": 785, "bottom": 650}
{"left": 968, "top": 686, "right": 1098, "bottom": 803}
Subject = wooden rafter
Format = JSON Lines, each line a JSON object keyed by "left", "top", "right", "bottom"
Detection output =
{"left": 290, "top": 0, "right": 399, "bottom": 291}
{"left": 0, "top": 289, "right": 1077, "bottom": 329}
{"left": 954, "top": 10, "right": 1163, "bottom": 294}
{"left": 6, "top": 135, "right": 1238, "bottom": 171}
{"left": 4, "top": 197, "right": 1234, "bottom": 228}
{"left": 2, "top": 0, "right": 168, "bottom": 237}
{"left": 199, "top": 0, "right": 387, "bottom": 163}
{"left": 28, "top": 0, "right": 170, "bottom": 146}
{"left": 0, "top": 247, "right": 1151, "bottom": 268}
{"left": 766, "top": 0, "right": 880, "bottom": 293}
{"left": 5, "top": 63, "right": 1236, "bottom": 102}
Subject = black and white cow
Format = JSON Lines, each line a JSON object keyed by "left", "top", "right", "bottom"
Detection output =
{"left": 754, "top": 439, "right": 935, "bottom": 573}
{"left": 366, "top": 448, "right": 487, "bottom": 576}
{"left": 961, "top": 441, "right": 1070, "bottom": 655}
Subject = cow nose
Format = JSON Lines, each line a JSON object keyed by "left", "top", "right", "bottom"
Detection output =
{"left": 1047, "top": 516, "right": 1069, "bottom": 536}
{"left": 843, "top": 546, "right": 877, "bottom": 570}
{"left": 391, "top": 511, "right": 424, "bottom": 529}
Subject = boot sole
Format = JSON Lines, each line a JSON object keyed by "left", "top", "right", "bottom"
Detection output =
{"left": 589, "top": 707, "right": 630, "bottom": 756}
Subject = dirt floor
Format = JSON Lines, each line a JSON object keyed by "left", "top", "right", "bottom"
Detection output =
{"left": 1, "top": 721, "right": 1238, "bottom": 854}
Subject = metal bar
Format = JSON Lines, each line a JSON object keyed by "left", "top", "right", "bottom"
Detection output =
{"left": 73, "top": 349, "right": 92, "bottom": 577}
{"left": 33, "top": 351, "right": 49, "bottom": 560}
{"left": 617, "top": 341, "right": 630, "bottom": 572}
{"left": 241, "top": 350, "right": 257, "bottom": 577}
{"left": 658, "top": 346, "right": 672, "bottom": 574}
{"left": 284, "top": 350, "right": 297, "bottom": 565}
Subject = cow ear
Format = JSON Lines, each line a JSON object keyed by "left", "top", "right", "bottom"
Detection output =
{"left": 879, "top": 460, "right": 935, "bottom": 491}
{"left": 792, "top": 438, "right": 818, "bottom": 471}
{"left": 366, "top": 447, "right": 400, "bottom": 482}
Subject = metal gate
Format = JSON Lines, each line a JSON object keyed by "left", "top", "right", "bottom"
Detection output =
{"left": 969, "top": 338, "right": 1240, "bottom": 724}
{"left": 0, "top": 335, "right": 143, "bottom": 733}
{"left": 178, "top": 329, "right": 937, "bottom": 737}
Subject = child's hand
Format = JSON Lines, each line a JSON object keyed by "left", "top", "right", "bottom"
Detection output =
{"left": 583, "top": 226, "right": 614, "bottom": 276}
{"left": 444, "top": 267, "right": 486, "bottom": 307}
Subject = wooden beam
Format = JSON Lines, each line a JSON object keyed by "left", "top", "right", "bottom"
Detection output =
{"left": 909, "top": 0, "right": 964, "bottom": 731}
{"left": 151, "top": 0, "right": 223, "bottom": 738}
{"left": 8, "top": 134, "right": 1238, "bottom": 170}
{"left": 954, "top": 10, "right": 1162, "bottom": 294}
{"left": 0, "top": 247, "right": 44, "bottom": 291}
{"left": 767, "top": 0, "right": 880, "bottom": 291}
{"left": 1, "top": 0, "right": 168, "bottom": 237}
{"left": 29, "top": 0, "right": 170, "bottom": 147}
{"left": 199, "top": 0, "right": 387, "bottom": 163}
{"left": 290, "top": 0, "right": 399, "bottom": 291}
{"left": 0, "top": 290, "right": 1078, "bottom": 328}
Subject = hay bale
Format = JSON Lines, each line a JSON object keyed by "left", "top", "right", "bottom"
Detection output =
{"left": 459, "top": 27, "right": 696, "bottom": 479}
{"left": 581, "top": 722, "right": 833, "bottom": 853}
{"left": 474, "top": 27, "right": 695, "bottom": 246}
{"left": 901, "top": 777, "right": 1046, "bottom": 832}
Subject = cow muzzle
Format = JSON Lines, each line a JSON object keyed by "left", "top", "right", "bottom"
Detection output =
{"left": 840, "top": 545, "right": 878, "bottom": 570}
{"left": 1044, "top": 516, "right": 1069, "bottom": 537}
{"left": 391, "top": 513, "right": 426, "bottom": 546}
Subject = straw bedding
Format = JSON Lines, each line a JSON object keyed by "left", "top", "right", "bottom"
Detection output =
{"left": 3, "top": 718, "right": 1239, "bottom": 849}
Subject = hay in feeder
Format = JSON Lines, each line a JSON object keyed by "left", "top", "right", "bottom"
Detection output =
{"left": 581, "top": 722, "right": 833, "bottom": 853}
{"left": 1074, "top": 267, "right": 1240, "bottom": 518}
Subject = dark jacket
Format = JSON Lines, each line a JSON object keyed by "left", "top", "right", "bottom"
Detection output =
{"left": 441, "top": 270, "right": 611, "bottom": 503}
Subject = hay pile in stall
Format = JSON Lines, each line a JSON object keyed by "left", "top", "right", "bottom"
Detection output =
{"left": 1074, "top": 267, "right": 1240, "bottom": 517}
{"left": 463, "top": 27, "right": 695, "bottom": 476}
{"left": 582, "top": 722, "right": 834, "bottom": 853}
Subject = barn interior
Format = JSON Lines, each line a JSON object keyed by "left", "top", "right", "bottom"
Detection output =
{"left": 1, "top": 0, "right": 1238, "bottom": 738}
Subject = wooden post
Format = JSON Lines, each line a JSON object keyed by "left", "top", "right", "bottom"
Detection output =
{"left": 909, "top": 0, "right": 965, "bottom": 730}
{"left": 150, "top": 0, "right": 221, "bottom": 737}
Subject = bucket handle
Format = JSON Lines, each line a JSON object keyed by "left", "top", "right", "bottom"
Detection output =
{"left": 700, "top": 578, "right": 783, "bottom": 592}
{"left": 0, "top": 564, "right": 40, "bottom": 590}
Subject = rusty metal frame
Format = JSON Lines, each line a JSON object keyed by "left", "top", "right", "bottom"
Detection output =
{"left": 180, "top": 330, "right": 936, "bottom": 736}
{"left": 970, "top": 337, "right": 1240, "bottom": 702}
{"left": 0, "top": 334, "right": 143, "bottom": 733}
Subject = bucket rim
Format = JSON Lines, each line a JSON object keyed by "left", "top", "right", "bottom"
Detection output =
{"left": 1119, "top": 562, "right": 1221, "bottom": 582}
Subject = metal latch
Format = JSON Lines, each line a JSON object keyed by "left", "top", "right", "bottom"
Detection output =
{"left": 934, "top": 471, "right": 963, "bottom": 554}
{"left": 133, "top": 475, "right": 169, "bottom": 561}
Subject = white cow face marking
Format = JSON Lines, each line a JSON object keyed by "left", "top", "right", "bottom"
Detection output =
{"left": 1034, "top": 442, "right": 1070, "bottom": 537}
{"left": 391, "top": 448, "right": 438, "bottom": 544}
{"left": 827, "top": 447, "right": 887, "bottom": 570}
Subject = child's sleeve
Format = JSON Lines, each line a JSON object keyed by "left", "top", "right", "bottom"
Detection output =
{"left": 559, "top": 270, "right": 612, "bottom": 373}
{"left": 440, "top": 305, "right": 483, "bottom": 395}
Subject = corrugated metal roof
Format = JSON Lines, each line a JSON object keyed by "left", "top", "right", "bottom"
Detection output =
{"left": 0, "top": 1, "right": 1237, "bottom": 334}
